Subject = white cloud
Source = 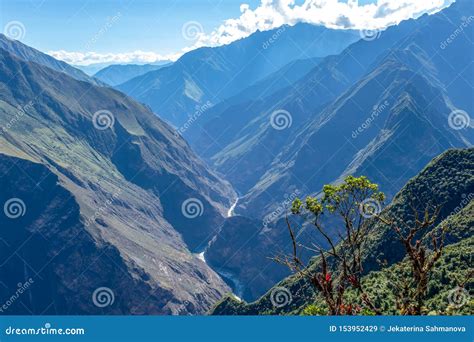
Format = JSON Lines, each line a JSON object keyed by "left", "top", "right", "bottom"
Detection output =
{"left": 196, "top": 0, "right": 455, "bottom": 46}
{"left": 50, "top": 0, "right": 455, "bottom": 66}
{"left": 48, "top": 50, "right": 181, "bottom": 66}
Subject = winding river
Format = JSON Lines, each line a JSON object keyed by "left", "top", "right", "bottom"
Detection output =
{"left": 194, "top": 197, "right": 243, "bottom": 300}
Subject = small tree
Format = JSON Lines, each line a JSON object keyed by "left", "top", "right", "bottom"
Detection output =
{"left": 276, "top": 176, "right": 449, "bottom": 315}
{"left": 275, "top": 176, "right": 385, "bottom": 315}
{"left": 377, "top": 204, "right": 445, "bottom": 315}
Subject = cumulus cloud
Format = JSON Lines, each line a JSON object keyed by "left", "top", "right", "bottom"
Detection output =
{"left": 48, "top": 50, "right": 180, "bottom": 66}
{"left": 50, "top": 0, "right": 455, "bottom": 65}
{"left": 196, "top": 0, "right": 455, "bottom": 46}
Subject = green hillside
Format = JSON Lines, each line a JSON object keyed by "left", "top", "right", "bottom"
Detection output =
{"left": 211, "top": 148, "right": 473, "bottom": 315}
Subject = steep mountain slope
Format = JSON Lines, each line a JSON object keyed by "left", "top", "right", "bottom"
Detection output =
{"left": 207, "top": 54, "right": 471, "bottom": 300}
{"left": 185, "top": 56, "right": 322, "bottom": 144}
{"left": 117, "top": 24, "right": 358, "bottom": 132}
{"left": 94, "top": 62, "right": 172, "bottom": 86}
{"left": 211, "top": 148, "right": 474, "bottom": 315}
{"left": 0, "top": 34, "right": 102, "bottom": 86}
{"left": 203, "top": 0, "right": 473, "bottom": 208}
{"left": 241, "top": 52, "right": 470, "bottom": 218}
{"left": 194, "top": 13, "right": 423, "bottom": 194}
{"left": 0, "top": 47, "right": 236, "bottom": 314}
{"left": 202, "top": 0, "right": 473, "bottom": 301}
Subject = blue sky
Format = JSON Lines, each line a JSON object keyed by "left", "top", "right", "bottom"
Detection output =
{"left": 0, "top": 0, "right": 260, "bottom": 54}
{"left": 0, "top": 0, "right": 452, "bottom": 65}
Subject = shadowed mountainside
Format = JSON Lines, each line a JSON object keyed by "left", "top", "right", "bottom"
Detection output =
{"left": 0, "top": 47, "right": 236, "bottom": 314}
{"left": 117, "top": 24, "right": 359, "bottom": 133}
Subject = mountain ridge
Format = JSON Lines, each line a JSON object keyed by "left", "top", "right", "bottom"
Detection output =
{"left": 0, "top": 34, "right": 103, "bottom": 86}
{"left": 0, "top": 47, "right": 236, "bottom": 314}
{"left": 117, "top": 23, "right": 359, "bottom": 131}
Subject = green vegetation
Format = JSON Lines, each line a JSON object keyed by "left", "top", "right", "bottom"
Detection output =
{"left": 280, "top": 176, "right": 386, "bottom": 315}
{"left": 211, "top": 148, "right": 473, "bottom": 316}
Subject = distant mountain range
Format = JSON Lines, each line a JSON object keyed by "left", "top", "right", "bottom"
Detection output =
{"left": 117, "top": 24, "right": 359, "bottom": 132}
{"left": 94, "top": 62, "right": 172, "bottom": 86}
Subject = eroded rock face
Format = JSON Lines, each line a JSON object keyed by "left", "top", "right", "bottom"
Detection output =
{"left": 0, "top": 48, "right": 235, "bottom": 314}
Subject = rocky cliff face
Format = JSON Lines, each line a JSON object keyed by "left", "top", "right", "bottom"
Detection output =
{"left": 0, "top": 48, "right": 236, "bottom": 314}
